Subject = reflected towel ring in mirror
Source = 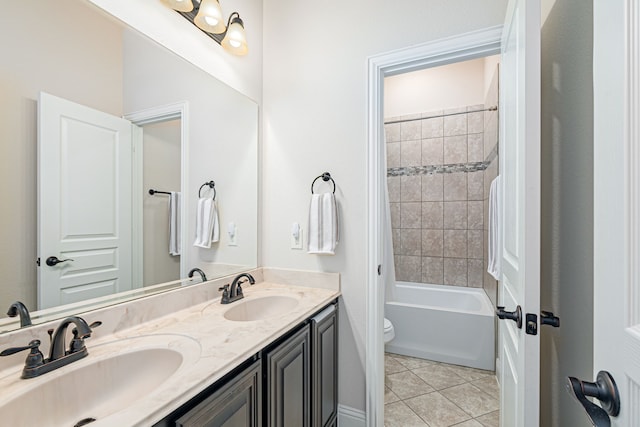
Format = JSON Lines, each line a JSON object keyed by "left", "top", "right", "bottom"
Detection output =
{"left": 311, "top": 172, "right": 336, "bottom": 194}
{"left": 148, "top": 189, "right": 172, "bottom": 196}
{"left": 199, "top": 180, "right": 216, "bottom": 199}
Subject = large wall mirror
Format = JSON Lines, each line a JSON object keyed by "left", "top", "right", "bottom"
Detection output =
{"left": 0, "top": 0, "right": 258, "bottom": 332}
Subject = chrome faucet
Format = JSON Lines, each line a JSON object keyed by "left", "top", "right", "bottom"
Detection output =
{"left": 7, "top": 301, "right": 32, "bottom": 327}
{"left": 0, "top": 316, "right": 99, "bottom": 379}
{"left": 188, "top": 267, "right": 207, "bottom": 282}
{"left": 219, "top": 273, "right": 255, "bottom": 304}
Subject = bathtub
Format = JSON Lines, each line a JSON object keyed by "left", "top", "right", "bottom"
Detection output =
{"left": 385, "top": 282, "right": 495, "bottom": 370}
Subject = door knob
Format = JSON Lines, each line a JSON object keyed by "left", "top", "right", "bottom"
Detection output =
{"left": 45, "top": 256, "right": 74, "bottom": 267}
{"left": 541, "top": 311, "right": 560, "bottom": 327}
{"left": 496, "top": 305, "right": 522, "bottom": 328}
{"left": 566, "top": 371, "right": 620, "bottom": 427}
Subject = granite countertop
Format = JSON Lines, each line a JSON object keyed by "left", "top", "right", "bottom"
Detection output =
{"left": 0, "top": 278, "right": 340, "bottom": 426}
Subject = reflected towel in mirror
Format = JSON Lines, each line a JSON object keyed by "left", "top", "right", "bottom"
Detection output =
{"left": 194, "top": 197, "right": 220, "bottom": 248}
{"left": 169, "top": 192, "right": 181, "bottom": 256}
{"left": 308, "top": 193, "right": 339, "bottom": 255}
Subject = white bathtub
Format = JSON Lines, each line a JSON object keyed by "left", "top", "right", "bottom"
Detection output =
{"left": 385, "top": 282, "right": 495, "bottom": 370}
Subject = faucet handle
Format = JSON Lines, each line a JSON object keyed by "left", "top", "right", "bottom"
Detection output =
{"left": 70, "top": 321, "right": 102, "bottom": 353}
{"left": 219, "top": 284, "right": 230, "bottom": 304}
{"left": 235, "top": 279, "right": 247, "bottom": 296}
{"left": 0, "top": 340, "right": 44, "bottom": 369}
{"left": 0, "top": 339, "right": 41, "bottom": 357}
{"left": 71, "top": 320, "right": 102, "bottom": 335}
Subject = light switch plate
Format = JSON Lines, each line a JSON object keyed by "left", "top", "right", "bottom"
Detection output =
{"left": 228, "top": 222, "right": 237, "bottom": 246}
{"left": 291, "top": 223, "right": 303, "bottom": 250}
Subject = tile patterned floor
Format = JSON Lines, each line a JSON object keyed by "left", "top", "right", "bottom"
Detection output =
{"left": 385, "top": 352, "right": 500, "bottom": 427}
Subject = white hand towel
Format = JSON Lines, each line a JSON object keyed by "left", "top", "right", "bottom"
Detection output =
{"left": 193, "top": 197, "right": 219, "bottom": 248}
{"left": 487, "top": 176, "right": 501, "bottom": 280}
{"left": 308, "top": 193, "right": 339, "bottom": 255}
{"left": 169, "top": 192, "right": 181, "bottom": 256}
{"left": 211, "top": 199, "right": 220, "bottom": 243}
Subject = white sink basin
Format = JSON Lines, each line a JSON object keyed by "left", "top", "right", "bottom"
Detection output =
{"left": 224, "top": 295, "right": 299, "bottom": 321}
{"left": 0, "top": 334, "right": 200, "bottom": 426}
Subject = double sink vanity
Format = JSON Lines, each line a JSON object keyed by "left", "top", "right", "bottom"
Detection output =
{"left": 0, "top": 269, "right": 340, "bottom": 426}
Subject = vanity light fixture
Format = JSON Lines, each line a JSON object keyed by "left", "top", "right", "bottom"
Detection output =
{"left": 162, "top": 0, "right": 248, "bottom": 56}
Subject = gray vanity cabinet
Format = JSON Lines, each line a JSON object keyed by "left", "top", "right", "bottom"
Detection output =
{"left": 266, "top": 323, "right": 312, "bottom": 426}
{"left": 175, "top": 360, "right": 261, "bottom": 427}
{"left": 265, "top": 302, "right": 338, "bottom": 427}
{"left": 153, "top": 299, "right": 339, "bottom": 427}
{"left": 311, "top": 304, "right": 338, "bottom": 427}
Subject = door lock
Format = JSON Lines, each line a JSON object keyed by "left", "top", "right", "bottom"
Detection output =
{"left": 525, "top": 313, "right": 538, "bottom": 335}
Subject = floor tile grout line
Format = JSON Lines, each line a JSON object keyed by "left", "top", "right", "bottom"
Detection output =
{"left": 385, "top": 353, "right": 500, "bottom": 427}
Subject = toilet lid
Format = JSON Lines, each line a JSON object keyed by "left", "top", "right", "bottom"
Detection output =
{"left": 384, "top": 318, "right": 393, "bottom": 330}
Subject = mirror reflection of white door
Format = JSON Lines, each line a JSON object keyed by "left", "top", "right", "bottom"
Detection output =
{"left": 498, "top": 0, "right": 541, "bottom": 425}
{"left": 38, "top": 92, "right": 134, "bottom": 309}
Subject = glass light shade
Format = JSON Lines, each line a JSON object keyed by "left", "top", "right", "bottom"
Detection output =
{"left": 194, "top": 0, "right": 226, "bottom": 34}
{"left": 163, "top": 0, "right": 194, "bottom": 12}
{"left": 221, "top": 17, "right": 248, "bottom": 56}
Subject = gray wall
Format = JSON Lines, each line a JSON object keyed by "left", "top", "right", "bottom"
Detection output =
{"left": 143, "top": 119, "right": 182, "bottom": 286}
{"left": 540, "top": 0, "right": 594, "bottom": 425}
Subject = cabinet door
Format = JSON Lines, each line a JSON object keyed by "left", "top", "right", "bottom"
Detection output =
{"left": 312, "top": 304, "right": 338, "bottom": 427}
{"left": 266, "top": 324, "right": 311, "bottom": 427}
{"left": 176, "top": 360, "right": 261, "bottom": 427}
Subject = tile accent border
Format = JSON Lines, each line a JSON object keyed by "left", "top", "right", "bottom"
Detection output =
{"left": 387, "top": 145, "right": 498, "bottom": 177}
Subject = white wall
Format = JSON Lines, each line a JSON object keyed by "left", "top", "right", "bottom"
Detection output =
{"left": 262, "top": 0, "right": 508, "bottom": 413}
{"left": 87, "top": 0, "right": 263, "bottom": 104}
{"left": 123, "top": 30, "right": 259, "bottom": 278}
{"left": 540, "top": 0, "right": 593, "bottom": 425}
{"left": 0, "top": 0, "right": 124, "bottom": 311}
{"left": 384, "top": 56, "right": 499, "bottom": 118}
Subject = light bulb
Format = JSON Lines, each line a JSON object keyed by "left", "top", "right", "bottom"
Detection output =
{"left": 163, "top": 0, "right": 194, "bottom": 13}
{"left": 221, "top": 15, "right": 248, "bottom": 56}
{"left": 194, "top": 0, "right": 226, "bottom": 34}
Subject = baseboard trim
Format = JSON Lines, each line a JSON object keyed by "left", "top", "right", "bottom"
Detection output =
{"left": 338, "top": 404, "right": 366, "bottom": 427}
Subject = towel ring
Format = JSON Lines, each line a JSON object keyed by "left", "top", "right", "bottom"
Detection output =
{"left": 198, "top": 181, "right": 216, "bottom": 199}
{"left": 311, "top": 172, "right": 336, "bottom": 194}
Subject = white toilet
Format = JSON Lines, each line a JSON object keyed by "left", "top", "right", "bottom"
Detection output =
{"left": 383, "top": 317, "right": 395, "bottom": 343}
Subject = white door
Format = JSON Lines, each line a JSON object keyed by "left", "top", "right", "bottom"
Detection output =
{"left": 497, "top": 1, "right": 541, "bottom": 426}
{"left": 38, "top": 92, "right": 133, "bottom": 309}
{"left": 591, "top": 1, "right": 640, "bottom": 425}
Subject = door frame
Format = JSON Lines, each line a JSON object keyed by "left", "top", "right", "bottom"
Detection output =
{"left": 365, "top": 26, "right": 502, "bottom": 426}
{"left": 124, "top": 101, "right": 190, "bottom": 281}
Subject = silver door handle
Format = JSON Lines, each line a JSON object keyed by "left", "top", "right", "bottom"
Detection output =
{"left": 566, "top": 371, "right": 620, "bottom": 427}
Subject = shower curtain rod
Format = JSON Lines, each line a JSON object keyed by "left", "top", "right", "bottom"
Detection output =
{"left": 384, "top": 105, "right": 497, "bottom": 125}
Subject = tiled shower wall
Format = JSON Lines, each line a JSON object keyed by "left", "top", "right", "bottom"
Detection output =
{"left": 385, "top": 65, "right": 499, "bottom": 292}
